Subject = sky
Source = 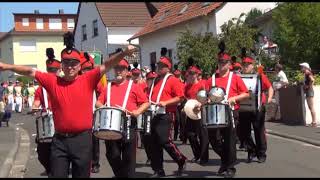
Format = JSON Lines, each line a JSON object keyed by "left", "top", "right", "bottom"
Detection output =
{"left": 0, "top": 2, "right": 79, "bottom": 32}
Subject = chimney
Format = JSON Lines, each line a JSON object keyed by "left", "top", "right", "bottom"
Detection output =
{"left": 145, "top": 2, "right": 158, "bottom": 18}
{"left": 59, "top": 9, "right": 64, "bottom": 14}
{"left": 34, "top": 10, "right": 40, "bottom": 14}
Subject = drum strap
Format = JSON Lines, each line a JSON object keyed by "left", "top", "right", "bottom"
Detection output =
{"left": 42, "top": 87, "right": 52, "bottom": 115}
{"left": 106, "top": 80, "right": 133, "bottom": 110}
{"left": 149, "top": 73, "right": 172, "bottom": 103}
{"left": 93, "top": 91, "right": 96, "bottom": 112}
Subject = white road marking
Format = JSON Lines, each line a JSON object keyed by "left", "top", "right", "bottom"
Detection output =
{"left": 31, "top": 134, "right": 36, "bottom": 137}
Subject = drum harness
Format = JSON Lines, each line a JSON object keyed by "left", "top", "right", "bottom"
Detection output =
{"left": 211, "top": 72, "right": 235, "bottom": 128}
{"left": 106, "top": 80, "right": 133, "bottom": 140}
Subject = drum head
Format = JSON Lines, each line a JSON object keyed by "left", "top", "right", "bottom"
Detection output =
{"left": 94, "top": 131, "right": 123, "bottom": 140}
{"left": 184, "top": 99, "right": 201, "bottom": 120}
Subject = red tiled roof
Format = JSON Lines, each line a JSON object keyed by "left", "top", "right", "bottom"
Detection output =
{"left": 95, "top": 2, "right": 164, "bottom": 27}
{"left": 129, "top": 2, "right": 224, "bottom": 40}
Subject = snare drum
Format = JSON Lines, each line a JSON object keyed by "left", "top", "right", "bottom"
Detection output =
{"left": 201, "top": 103, "right": 231, "bottom": 128}
{"left": 93, "top": 107, "right": 126, "bottom": 140}
{"left": 36, "top": 113, "right": 55, "bottom": 142}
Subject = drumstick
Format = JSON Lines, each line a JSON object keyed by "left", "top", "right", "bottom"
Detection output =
{"left": 115, "top": 105, "right": 133, "bottom": 115}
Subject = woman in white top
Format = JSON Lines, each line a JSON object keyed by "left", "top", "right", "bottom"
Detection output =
{"left": 272, "top": 64, "right": 288, "bottom": 121}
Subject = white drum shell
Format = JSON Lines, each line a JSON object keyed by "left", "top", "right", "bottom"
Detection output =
{"left": 142, "top": 110, "right": 154, "bottom": 135}
{"left": 239, "top": 74, "right": 261, "bottom": 112}
{"left": 93, "top": 107, "right": 126, "bottom": 140}
{"left": 201, "top": 104, "right": 230, "bottom": 128}
{"left": 36, "top": 114, "right": 55, "bottom": 142}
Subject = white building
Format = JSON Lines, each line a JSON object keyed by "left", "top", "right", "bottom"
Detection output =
{"left": 128, "top": 2, "right": 277, "bottom": 68}
{"left": 73, "top": 2, "right": 163, "bottom": 79}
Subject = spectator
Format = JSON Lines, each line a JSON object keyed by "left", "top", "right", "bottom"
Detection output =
{"left": 300, "top": 62, "right": 317, "bottom": 127}
{"left": 272, "top": 63, "right": 289, "bottom": 121}
{"left": 0, "top": 82, "right": 6, "bottom": 126}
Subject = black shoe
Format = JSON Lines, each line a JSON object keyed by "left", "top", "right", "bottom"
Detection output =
{"left": 91, "top": 166, "right": 100, "bottom": 173}
{"left": 247, "top": 152, "right": 256, "bottom": 163}
{"left": 199, "top": 159, "right": 208, "bottom": 165}
{"left": 217, "top": 167, "right": 226, "bottom": 175}
{"left": 224, "top": 168, "right": 236, "bottom": 178}
{"left": 258, "top": 156, "right": 266, "bottom": 163}
{"left": 177, "top": 158, "right": 187, "bottom": 176}
{"left": 145, "top": 159, "right": 151, "bottom": 165}
{"left": 150, "top": 170, "right": 165, "bottom": 177}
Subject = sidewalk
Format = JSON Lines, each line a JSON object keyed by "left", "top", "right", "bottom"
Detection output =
{"left": 266, "top": 121, "right": 320, "bottom": 146}
{"left": 0, "top": 121, "right": 20, "bottom": 178}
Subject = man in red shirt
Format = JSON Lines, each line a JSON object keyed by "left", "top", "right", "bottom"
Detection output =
{"left": 31, "top": 48, "right": 61, "bottom": 176}
{"left": 240, "top": 56, "right": 273, "bottom": 163}
{"left": 184, "top": 65, "right": 209, "bottom": 164}
{"left": 203, "top": 47, "right": 249, "bottom": 178}
{"left": 148, "top": 56, "right": 187, "bottom": 177}
{"left": 0, "top": 32, "right": 137, "bottom": 178}
{"left": 79, "top": 52, "right": 105, "bottom": 174}
{"left": 95, "top": 58, "right": 150, "bottom": 178}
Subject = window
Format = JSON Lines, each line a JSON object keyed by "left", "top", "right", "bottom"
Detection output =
{"left": 92, "top": 20, "right": 98, "bottom": 37}
{"left": 150, "top": 52, "right": 156, "bottom": 64}
{"left": 20, "top": 40, "right": 36, "bottom": 52}
{"left": 67, "top": 19, "right": 74, "bottom": 29}
{"left": 202, "top": 2, "right": 211, "bottom": 7}
{"left": 36, "top": 18, "right": 43, "bottom": 29}
{"left": 156, "top": 10, "right": 170, "bottom": 23}
{"left": 82, "top": 24, "right": 87, "bottom": 41}
{"left": 49, "top": 18, "right": 62, "bottom": 29}
{"left": 22, "top": 18, "right": 29, "bottom": 26}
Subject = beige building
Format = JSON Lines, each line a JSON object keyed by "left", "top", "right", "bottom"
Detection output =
{"left": 0, "top": 10, "right": 77, "bottom": 82}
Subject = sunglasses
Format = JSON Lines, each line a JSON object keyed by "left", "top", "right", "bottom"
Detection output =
{"left": 47, "top": 67, "right": 59, "bottom": 73}
{"left": 62, "top": 60, "right": 80, "bottom": 67}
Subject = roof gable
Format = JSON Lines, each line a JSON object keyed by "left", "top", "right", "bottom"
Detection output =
{"left": 129, "top": 2, "right": 223, "bottom": 40}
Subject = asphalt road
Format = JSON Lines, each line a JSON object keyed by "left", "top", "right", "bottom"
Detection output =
{"left": 9, "top": 111, "right": 320, "bottom": 178}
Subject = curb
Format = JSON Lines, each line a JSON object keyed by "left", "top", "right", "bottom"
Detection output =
{"left": 0, "top": 122, "right": 21, "bottom": 178}
{"left": 266, "top": 129, "right": 320, "bottom": 147}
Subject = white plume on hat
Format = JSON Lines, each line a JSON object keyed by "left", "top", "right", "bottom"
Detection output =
{"left": 299, "top": 62, "right": 311, "bottom": 70}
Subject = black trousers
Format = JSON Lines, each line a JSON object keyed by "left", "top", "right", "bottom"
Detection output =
{"left": 150, "top": 114, "right": 187, "bottom": 172}
{"left": 239, "top": 106, "right": 267, "bottom": 157}
{"left": 141, "top": 132, "right": 152, "bottom": 160}
{"left": 92, "top": 135, "right": 100, "bottom": 168}
{"left": 50, "top": 130, "right": 92, "bottom": 178}
{"left": 179, "top": 111, "right": 188, "bottom": 143}
{"left": 36, "top": 141, "right": 51, "bottom": 174}
{"left": 206, "top": 110, "right": 239, "bottom": 170}
{"left": 105, "top": 127, "right": 137, "bottom": 178}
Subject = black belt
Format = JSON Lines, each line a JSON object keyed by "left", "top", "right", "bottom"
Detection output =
{"left": 55, "top": 130, "right": 90, "bottom": 138}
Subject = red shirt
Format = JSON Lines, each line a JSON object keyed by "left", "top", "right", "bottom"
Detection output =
{"left": 260, "top": 73, "right": 272, "bottom": 105}
{"left": 185, "top": 81, "right": 206, "bottom": 100}
{"left": 137, "top": 81, "right": 148, "bottom": 94}
{"left": 35, "top": 67, "right": 101, "bottom": 133}
{"left": 34, "top": 86, "right": 52, "bottom": 111}
{"left": 98, "top": 80, "right": 148, "bottom": 112}
{"left": 206, "top": 72, "right": 248, "bottom": 110}
{"left": 148, "top": 75, "right": 185, "bottom": 112}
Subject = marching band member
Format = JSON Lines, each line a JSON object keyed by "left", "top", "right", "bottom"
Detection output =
{"left": 240, "top": 51, "right": 273, "bottom": 163}
{"left": 26, "top": 81, "right": 36, "bottom": 111}
{"left": 95, "top": 58, "right": 150, "bottom": 178}
{"left": 173, "top": 64, "right": 183, "bottom": 141}
{"left": 31, "top": 47, "right": 61, "bottom": 176}
{"left": 79, "top": 51, "right": 105, "bottom": 174}
{"left": 202, "top": 42, "right": 249, "bottom": 178}
{"left": 0, "top": 31, "right": 137, "bottom": 178}
{"left": 141, "top": 64, "right": 158, "bottom": 165}
{"left": 148, "top": 56, "right": 187, "bottom": 177}
{"left": 131, "top": 62, "right": 148, "bottom": 93}
{"left": 184, "top": 65, "right": 208, "bottom": 163}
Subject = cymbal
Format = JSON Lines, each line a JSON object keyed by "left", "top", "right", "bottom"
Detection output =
{"left": 183, "top": 99, "right": 201, "bottom": 120}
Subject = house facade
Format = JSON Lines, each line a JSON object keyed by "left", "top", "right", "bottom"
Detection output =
{"left": 0, "top": 10, "right": 77, "bottom": 81}
{"left": 129, "top": 2, "right": 277, "bottom": 68}
{"left": 74, "top": 2, "right": 163, "bottom": 79}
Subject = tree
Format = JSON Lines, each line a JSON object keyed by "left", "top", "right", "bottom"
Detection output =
{"left": 272, "top": 3, "right": 320, "bottom": 70}
{"left": 176, "top": 29, "right": 219, "bottom": 75}
{"left": 218, "top": 13, "right": 259, "bottom": 59}
{"left": 245, "top": 8, "right": 263, "bottom": 24}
